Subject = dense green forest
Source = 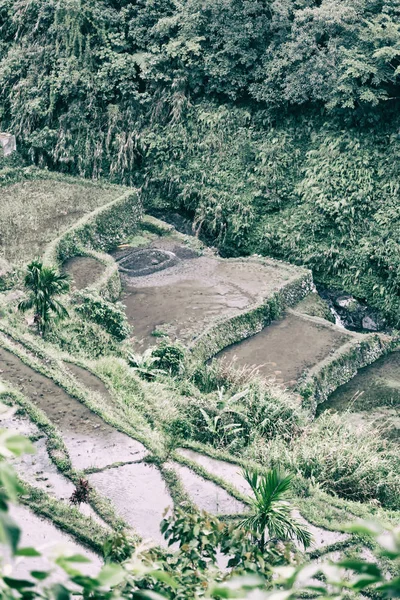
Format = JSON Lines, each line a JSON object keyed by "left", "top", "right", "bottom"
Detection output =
{"left": 1, "top": 0, "right": 400, "bottom": 320}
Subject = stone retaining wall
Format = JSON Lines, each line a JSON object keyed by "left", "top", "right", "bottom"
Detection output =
{"left": 191, "top": 271, "right": 314, "bottom": 361}
{"left": 297, "top": 333, "right": 400, "bottom": 415}
{"left": 44, "top": 190, "right": 141, "bottom": 300}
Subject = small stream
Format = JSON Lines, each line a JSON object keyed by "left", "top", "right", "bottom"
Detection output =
{"left": 317, "top": 286, "right": 386, "bottom": 333}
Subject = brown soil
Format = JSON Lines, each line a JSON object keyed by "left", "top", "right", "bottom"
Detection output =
{"left": 89, "top": 463, "right": 173, "bottom": 545}
{"left": 3, "top": 504, "right": 101, "bottom": 581}
{"left": 64, "top": 362, "right": 113, "bottom": 405}
{"left": 0, "top": 347, "right": 147, "bottom": 470}
{"left": 118, "top": 244, "right": 304, "bottom": 348}
{"left": 318, "top": 351, "right": 400, "bottom": 439}
{"left": 62, "top": 256, "right": 106, "bottom": 291}
{"left": 217, "top": 313, "right": 349, "bottom": 387}
{"left": 169, "top": 462, "right": 246, "bottom": 515}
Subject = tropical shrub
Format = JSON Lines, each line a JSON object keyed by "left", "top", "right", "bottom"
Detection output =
{"left": 151, "top": 341, "right": 186, "bottom": 376}
{"left": 74, "top": 292, "right": 131, "bottom": 341}
{"left": 240, "top": 469, "right": 311, "bottom": 551}
{"left": 127, "top": 348, "right": 166, "bottom": 381}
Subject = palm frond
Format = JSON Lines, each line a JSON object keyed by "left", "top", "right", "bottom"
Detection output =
{"left": 240, "top": 467, "right": 311, "bottom": 550}
{"left": 47, "top": 297, "right": 69, "bottom": 319}
{"left": 17, "top": 296, "right": 34, "bottom": 313}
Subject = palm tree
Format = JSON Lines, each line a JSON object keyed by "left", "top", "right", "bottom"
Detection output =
{"left": 18, "top": 260, "right": 70, "bottom": 336}
{"left": 240, "top": 468, "right": 311, "bottom": 551}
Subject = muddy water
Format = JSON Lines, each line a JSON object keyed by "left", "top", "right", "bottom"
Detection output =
{"left": 118, "top": 242, "right": 303, "bottom": 348}
{"left": 3, "top": 504, "right": 101, "bottom": 582}
{"left": 318, "top": 351, "right": 400, "bottom": 439}
{"left": 62, "top": 256, "right": 106, "bottom": 291}
{"left": 170, "top": 462, "right": 246, "bottom": 515}
{"left": 89, "top": 463, "right": 173, "bottom": 545}
{"left": 64, "top": 362, "right": 113, "bottom": 405}
{"left": 177, "top": 449, "right": 252, "bottom": 496}
{"left": 10, "top": 431, "right": 108, "bottom": 527}
{"left": 0, "top": 347, "right": 147, "bottom": 470}
{"left": 217, "top": 313, "right": 349, "bottom": 387}
{"left": 124, "top": 280, "right": 252, "bottom": 348}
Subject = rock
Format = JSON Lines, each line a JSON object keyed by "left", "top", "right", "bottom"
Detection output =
{"left": 362, "top": 313, "right": 385, "bottom": 332}
{"left": 362, "top": 315, "right": 379, "bottom": 331}
{"left": 0, "top": 132, "right": 16, "bottom": 157}
{"left": 334, "top": 295, "right": 361, "bottom": 313}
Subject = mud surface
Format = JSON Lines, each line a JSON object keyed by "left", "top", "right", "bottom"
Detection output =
{"left": 318, "top": 351, "right": 400, "bottom": 440}
{"left": 63, "top": 256, "right": 106, "bottom": 291}
{"left": 0, "top": 347, "right": 147, "bottom": 470}
{"left": 3, "top": 504, "right": 101, "bottom": 581}
{"left": 118, "top": 242, "right": 304, "bottom": 348}
{"left": 218, "top": 313, "right": 349, "bottom": 387}
{"left": 89, "top": 463, "right": 173, "bottom": 545}
{"left": 177, "top": 449, "right": 252, "bottom": 496}
{"left": 10, "top": 432, "right": 107, "bottom": 527}
{"left": 118, "top": 248, "right": 178, "bottom": 276}
{"left": 64, "top": 362, "right": 113, "bottom": 405}
{"left": 177, "top": 450, "right": 348, "bottom": 549}
{"left": 170, "top": 462, "right": 246, "bottom": 515}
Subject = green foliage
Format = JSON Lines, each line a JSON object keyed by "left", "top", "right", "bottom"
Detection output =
{"left": 240, "top": 468, "right": 311, "bottom": 551}
{"left": 103, "top": 531, "right": 132, "bottom": 563}
{"left": 127, "top": 348, "right": 166, "bottom": 381}
{"left": 74, "top": 291, "right": 131, "bottom": 341}
{"left": 266, "top": 412, "right": 400, "bottom": 510}
{"left": 2, "top": 0, "right": 400, "bottom": 323}
{"left": 18, "top": 259, "right": 70, "bottom": 335}
{"left": 170, "top": 379, "right": 305, "bottom": 456}
{"left": 151, "top": 340, "right": 185, "bottom": 376}
{"left": 47, "top": 318, "right": 121, "bottom": 357}
{"left": 0, "top": 402, "right": 34, "bottom": 552}
{"left": 161, "top": 506, "right": 282, "bottom": 579}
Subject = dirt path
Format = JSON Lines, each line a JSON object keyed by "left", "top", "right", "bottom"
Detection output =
{"left": 63, "top": 361, "right": 113, "bottom": 405}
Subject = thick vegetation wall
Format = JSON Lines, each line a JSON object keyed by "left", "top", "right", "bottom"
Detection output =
{"left": 1, "top": 0, "right": 400, "bottom": 322}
